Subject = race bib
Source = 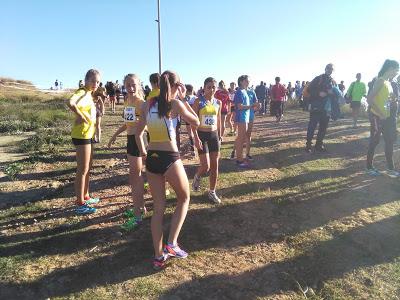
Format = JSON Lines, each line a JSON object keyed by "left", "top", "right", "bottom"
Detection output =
{"left": 124, "top": 106, "right": 136, "bottom": 123}
{"left": 201, "top": 115, "right": 217, "bottom": 127}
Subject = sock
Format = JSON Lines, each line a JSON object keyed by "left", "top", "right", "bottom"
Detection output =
{"left": 84, "top": 195, "right": 91, "bottom": 200}
{"left": 167, "top": 242, "right": 177, "bottom": 248}
{"left": 209, "top": 190, "right": 215, "bottom": 194}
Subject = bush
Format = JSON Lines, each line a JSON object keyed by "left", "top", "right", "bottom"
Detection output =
{"left": 3, "top": 163, "right": 24, "bottom": 181}
{"left": 0, "top": 119, "right": 35, "bottom": 133}
{"left": 19, "top": 128, "right": 70, "bottom": 153}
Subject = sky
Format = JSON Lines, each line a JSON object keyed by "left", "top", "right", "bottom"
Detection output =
{"left": 1, "top": 0, "right": 399, "bottom": 90}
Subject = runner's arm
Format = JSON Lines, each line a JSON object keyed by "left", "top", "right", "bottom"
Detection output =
{"left": 135, "top": 102, "right": 148, "bottom": 157}
{"left": 108, "top": 124, "right": 127, "bottom": 147}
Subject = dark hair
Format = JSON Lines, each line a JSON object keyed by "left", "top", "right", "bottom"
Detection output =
{"left": 185, "top": 84, "right": 193, "bottom": 93}
{"left": 275, "top": 77, "right": 280, "bottom": 83}
{"left": 378, "top": 59, "right": 399, "bottom": 77}
{"left": 156, "top": 70, "right": 179, "bottom": 118}
{"left": 237, "top": 75, "right": 248, "bottom": 88}
{"left": 204, "top": 77, "right": 217, "bottom": 88}
{"left": 84, "top": 69, "right": 100, "bottom": 83}
{"left": 149, "top": 73, "right": 160, "bottom": 86}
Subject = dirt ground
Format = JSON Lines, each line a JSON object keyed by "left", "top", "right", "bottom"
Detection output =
{"left": 1, "top": 105, "right": 400, "bottom": 299}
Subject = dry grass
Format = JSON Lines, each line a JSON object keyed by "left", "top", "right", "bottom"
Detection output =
{"left": 1, "top": 98, "right": 400, "bottom": 299}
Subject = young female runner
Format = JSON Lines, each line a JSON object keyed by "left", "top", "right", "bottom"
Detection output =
{"left": 108, "top": 74, "right": 147, "bottom": 230}
{"left": 67, "top": 69, "right": 101, "bottom": 215}
{"left": 191, "top": 77, "right": 222, "bottom": 204}
{"left": 135, "top": 70, "right": 200, "bottom": 270}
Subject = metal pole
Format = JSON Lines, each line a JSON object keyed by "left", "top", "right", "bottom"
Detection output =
{"left": 156, "top": 0, "right": 162, "bottom": 74}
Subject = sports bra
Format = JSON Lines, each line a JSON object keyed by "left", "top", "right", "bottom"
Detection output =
{"left": 147, "top": 100, "right": 177, "bottom": 142}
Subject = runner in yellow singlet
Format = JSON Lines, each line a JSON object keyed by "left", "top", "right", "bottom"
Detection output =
{"left": 108, "top": 74, "right": 147, "bottom": 230}
{"left": 67, "top": 69, "right": 101, "bottom": 215}
{"left": 366, "top": 59, "right": 399, "bottom": 177}
{"left": 191, "top": 77, "right": 223, "bottom": 204}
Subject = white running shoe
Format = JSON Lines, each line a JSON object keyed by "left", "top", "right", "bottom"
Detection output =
{"left": 208, "top": 191, "right": 221, "bottom": 204}
{"left": 385, "top": 169, "right": 400, "bottom": 178}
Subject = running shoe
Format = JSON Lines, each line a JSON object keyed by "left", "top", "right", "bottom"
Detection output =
{"left": 120, "top": 216, "right": 143, "bottom": 231}
{"left": 124, "top": 207, "right": 146, "bottom": 219}
{"left": 315, "top": 145, "right": 327, "bottom": 153}
{"left": 246, "top": 154, "right": 253, "bottom": 160}
{"left": 236, "top": 160, "right": 250, "bottom": 168}
{"left": 84, "top": 195, "right": 100, "bottom": 205}
{"left": 230, "top": 150, "right": 236, "bottom": 160}
{"left": 305, "top": 146, "right": 312, "bottom": 153}
{"left": 208, "top": 191, "right": 221, "bottom": 204}
{"left": 123, "top": 209, "right": 135, "bottom": 218}
{"left": 365, "top": 168, "right": 381, "bottom": 176}
{"left": 164, "top": 243, "right": 188, "bottom": 259}
{"left": 385, "top": 169, "right": 400, "bottom": 178}
{"left": 192, "top": 174, "right": 201, "bottom": 192}
{"left": 152, "top": 253, "right": 169, "bottom": 271}
{"left": 75, "top": 204, "right": 96, "bottom": 215}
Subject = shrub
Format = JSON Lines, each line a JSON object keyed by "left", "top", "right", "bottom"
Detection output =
{"left": 3, "top": 163, "right": 24, "bottom": 181}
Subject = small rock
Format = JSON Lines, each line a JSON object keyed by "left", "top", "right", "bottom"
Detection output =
{"left": 33, "top": 219, "right": 38, "bottom": 223}
{"left": 364, "top": 278, "right": 373, "bottom": 287}
{"left": 116, "top": 231, "right": 123, "bottom": 237}
{"left": 271, "top": 223, "right": 279, "bottom": 229}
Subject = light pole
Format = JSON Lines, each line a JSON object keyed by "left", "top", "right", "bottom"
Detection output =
{"left": 156, "top": 0, "right": 162, "bottom": 74}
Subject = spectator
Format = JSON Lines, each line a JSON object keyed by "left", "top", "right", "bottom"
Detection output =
{"left": 338, "top": 81, "right": 345, "bottom": 93}
{"left": 305, "top": 63, "right": 338, "bottom": 153}
{"left": 255, "top": 81, "right": 267, "bottom": 115}
{"left": 346, "top": 73, "right": 367, "bottom": 128}
{"left": 270, "top": 77, "right": 287, "bottom": 122}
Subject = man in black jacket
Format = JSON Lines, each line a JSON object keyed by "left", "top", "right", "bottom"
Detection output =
{"left": 305, "top": 63, "right": 336, "bottom": 153}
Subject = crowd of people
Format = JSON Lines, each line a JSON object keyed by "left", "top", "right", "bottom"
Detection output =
{"left": 67, "top": 59, "right": 399, "bottom": 270}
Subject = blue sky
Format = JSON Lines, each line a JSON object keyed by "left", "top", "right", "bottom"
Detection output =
{"left": 1, "top": 0, "right": 399, "bottom": 90}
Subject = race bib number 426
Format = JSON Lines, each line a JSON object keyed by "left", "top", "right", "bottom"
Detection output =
{"left": 124, "top": 107, "right": 136, "bottom": 122}
{"left": 201, "top": 115, "right": 217, "bottom": 127}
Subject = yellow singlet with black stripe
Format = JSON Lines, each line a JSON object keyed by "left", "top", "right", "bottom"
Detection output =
{"left": 147, "top": 101, "right": 177, "bottom": 142}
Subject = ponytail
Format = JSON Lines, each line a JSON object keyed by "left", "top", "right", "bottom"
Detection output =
{"left": 378, "top": 59, "right": 399, "bottom": 78}
{"left": 156, "top": 70, "right": 179, "bottom": 118}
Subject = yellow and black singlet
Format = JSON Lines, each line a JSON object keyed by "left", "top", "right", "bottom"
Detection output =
{"left": 146, "top": 100, "right": 177, "bottom": 142}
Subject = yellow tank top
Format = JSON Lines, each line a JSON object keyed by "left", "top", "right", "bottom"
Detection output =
{"left": 70, "top": 88, "right": 96, "bottom": 139}
{"left": 123, "top": 101, "right": 141, "bottom": 126}
{"left": 147, "top": 101, "right": 177, "bottom": 142}
{"left": 198, "top": 97, "right": 219, "bottom": 129}
{"left": 371, "top": 78, "right": 392, "bottom": 118}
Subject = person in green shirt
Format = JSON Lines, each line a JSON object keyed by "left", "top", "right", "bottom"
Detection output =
{"left": 346, "top": 73, "right": 367, "bottom": 128}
